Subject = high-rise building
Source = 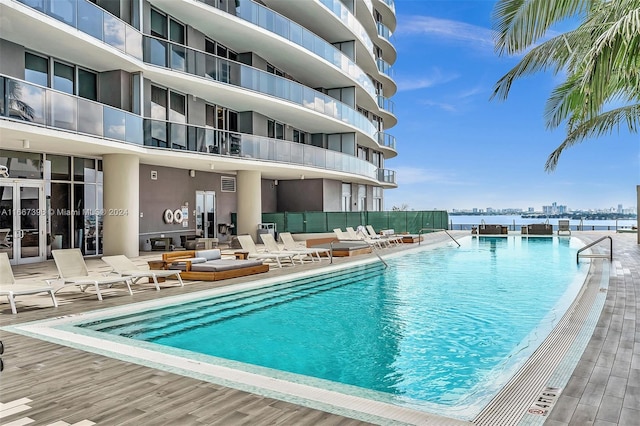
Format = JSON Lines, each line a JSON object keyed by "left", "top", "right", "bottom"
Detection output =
{"left": 0, "top": 0, "right": 398, "bottom": 264}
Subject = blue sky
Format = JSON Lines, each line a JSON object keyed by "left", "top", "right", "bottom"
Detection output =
{"left": 384, "top": 0, "right": 639, "bottom": 212}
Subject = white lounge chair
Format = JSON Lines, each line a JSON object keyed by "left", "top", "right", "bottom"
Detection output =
{"left": 333, "top": 228, "right": 352, "bottom": 241}
{"left": 366, "top": 225, "right": 401, "bottom": 245}
{"left": 51, "top": 249, "right": 133, "bottom": 301}
{"left": 279, "top": 232, "right": 330, "bottom": 261}
{"left": 346, "top": 227, "right": 385, "bottom": 249}
{"left": 102, "top": 255, "right": 184, "bottom": 291}
{"left": 259, "top": 233, "right": 310, "bottom": 264}
{"left": 236, "top": 235, "right": 296, "bottom": 268}
{"left": 0, "top": 253, "right": 58, "bottom": 314}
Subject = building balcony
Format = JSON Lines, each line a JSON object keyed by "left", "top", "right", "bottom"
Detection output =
{"left": 318, "top": 0, "right": 375, "bottom": 59}
{"left": 142, "top": 35, "right": 377, "bottom": 139}
{"left": 0, "top": 75, "right": 395, "bottom": 183}
{"left": 377, "top": 168, "right": 396, "bottom": 185}
{"left": 215, "top": 0, "right": 378, "bottom": 100}
{"left": 375, "top": 132, "right": 397, "bottom": 153}
{"left": 375, "top": 21, "right": 397, "bottom": 64}
{"left": 16, "top": 0, "right": 143, "bottom": 60}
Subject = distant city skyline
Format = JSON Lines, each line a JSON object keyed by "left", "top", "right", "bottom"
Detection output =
{"left": 384, "top": 1, "right": 639, "bottom": 212}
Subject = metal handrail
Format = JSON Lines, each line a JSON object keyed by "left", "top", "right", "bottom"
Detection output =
{"left": 331, "top": 237, "right": 388, "bottom": 268}
{"left": 418, "top": 228, "right": 460, "bottom": 247}
{"left": 576, "top": 236, "right": 613, "bottom": 263}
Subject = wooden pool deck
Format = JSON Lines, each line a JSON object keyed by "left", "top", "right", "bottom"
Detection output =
{"left": 0, "top": 231, "right": 637, "bottom": 425}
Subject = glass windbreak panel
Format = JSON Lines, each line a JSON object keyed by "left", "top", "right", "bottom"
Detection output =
{"left": 103, "top": 107, "right": 126, "bottom": 141}
{"left": 146, "top": 37, "right": 168, "bottom": 67}
{"left": 74, "top": 158, "right": 96, "bottom": 183}
{"left": 50, "top": 182, "right": 71, "bottom": 250}
{"left": 50, "top": 91, "right": 77, "bottom": 131}
{"left": 53, "top": 62, "right": 74, "bottom": 94}
{"left": 18, "top": 0, "right": 45, "bottom": 12}
{"left": 0, "top": 184, "right": 13, "bottom": 259}
{"left": 78, "top": 69, "right": 97, "bottom": 101}
{"left": 0, "top": 150, "right": 43, "bottom": 179}
{"left": 77, "top": 98, "right": 103, "bottom": 136}
{"left": 170, "top": 44, "right": 186, "bottom": 72}
{"left": 78, "top": 0, "right": 104, "bottom": 40}
{"left": 150, "top": 120, "right": 168, "bottom": 147}
{"left": 50, "top": 0, "right": 76, "bottom": 26}
{"left": 170, "top": 122, "right": 186, "bottom": 149}
{"left": 125, "top": 26, "right": 143, "bottom": 60}
{"left": 290, "top": 143, "right": 303, "bottom": 164}
{"left": 19, "top": 186, "right": 41, "bottom": 259}
{"left": 24, "top": 53, "right": 49, "bottom": 87}
{"left": 104, "top": 13, "right": 126, "bottom": 51}
{"left": 125, "top": 113, "right": 143, "bottom": 144}
{"left": 47, "top": 155, "right": 71, "bottom": 180}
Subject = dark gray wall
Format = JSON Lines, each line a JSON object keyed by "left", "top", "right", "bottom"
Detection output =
{"left": 0, "top": 39, "right": 24, "bottom": 78}
{"left": 261, "top": 179, "right": 277, "bottom": 212}
{"left": 139, "top": 164, "right": 237, "bottom": 244}
{"left": 277, "top": 179, "right": 324, "bottom": 211}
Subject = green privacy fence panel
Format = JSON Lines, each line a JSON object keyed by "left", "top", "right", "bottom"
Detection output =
{"left": 326, "top": 212, "right": 347, "bottom": 232}
{"left": 304, "top": 212, "right": 327, "bottom": 233}
{"left": 406, "top": 211, "right": 421, "bottom": 233}
{"left": 232, "top": 211, "right": 449, "bottom": 235}
{"left": 286, "top": 212, "right": 305, "bottom": 233}
{"left": 367, "top": 212, "right": 389, "bottom": 232}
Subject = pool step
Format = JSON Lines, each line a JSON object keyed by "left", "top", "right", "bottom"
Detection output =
{"left": 82, "top": 265, "right": 385, "bottom": 340}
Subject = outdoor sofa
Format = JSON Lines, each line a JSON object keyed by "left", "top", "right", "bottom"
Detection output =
{"left": 161, "top": 249, "right": 268, "bottom": 281}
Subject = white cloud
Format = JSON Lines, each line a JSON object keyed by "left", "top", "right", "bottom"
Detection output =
{"left": 394, "top": 166, "right": 466, "bottom": 186}
{"left": 396, "top": 68, "right": 459, "bottom": 92}
{"left": 400, "top": 16, "right": 495, "bottom": 49}
{"left": 419, "top": 99, "right": 457, "bottom": 112}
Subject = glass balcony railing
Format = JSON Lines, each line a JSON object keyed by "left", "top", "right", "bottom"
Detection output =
{"left": 17, "top": 0, "right": 143, "bottom": 60}
{"left": 216, "top": 0, "right": 378, "bottom": 100}
{"left": 362, "top": 0, "right": 373, "bottom": 14}
{"left": 318, "top": 0, "right": 375, "bottom": 58}
{"left": 377, "top": 168, "right": 396, "bottom": 184}
{"left": 1, "top": 76, "right": 143, "bottom": 144}
{"left": 380, "top": 0, "right": 396, "bottom": 14}
{"left": 142, "top": 35, "right": 377, "bottom": 138}
{"left": 376, "top": 57, "right": 395, "bottom": 79}
{"left": 376, "top": 21, "right": 394, "bottom": 43}
{"left": 375, "top": 132, "right": 396, "bottom": 150}
{"left": 377, "top": 95, "right": 395, "bottom": 115}
{"left": 0, "top": 75, "right": 386, "bottom": 181}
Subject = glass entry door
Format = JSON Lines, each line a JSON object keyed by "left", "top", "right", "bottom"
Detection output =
{"left": 195, "top": 191, "right": 216, "bottom": 238}
{"left": 0, "top": 180, "right": 46, "bottom": 264}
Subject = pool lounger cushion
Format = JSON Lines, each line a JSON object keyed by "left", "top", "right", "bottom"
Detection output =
{"left": 162, "top": 249, "right": 269, "bottom": 281}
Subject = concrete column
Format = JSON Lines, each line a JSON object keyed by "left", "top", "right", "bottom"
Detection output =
{"left": 102, "top": 154, "right": 139, "bottom": 257}
{"left": 236, "top": 170, "right": 262, "bottom": 240}
{"left": 637, "top": 185, "right": 639, "bottom": 244}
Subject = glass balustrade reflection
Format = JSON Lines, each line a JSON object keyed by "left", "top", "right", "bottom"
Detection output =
{"left": 17, "top": 0, "right": 143, "bottom": 60}
{"left": 142, "top": 35, "right": 376, "bottom": 137}
{"left": 318, "top": 0, "right": 374, "bottom": 56}
{"left": 232, "top": 0, "right": 376, "bottom": 99}
{"left": 376, "top": 132, "right": 396, "bottom": 150}
{"left": 2, "top": 77, "right": 143, "bottom": 145}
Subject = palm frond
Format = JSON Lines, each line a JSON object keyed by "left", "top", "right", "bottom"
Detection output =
{"left": 545, "top": 103, "right": 640, "bottom": 171}
{"left": 493, "top": 0, "right": 595, "bottom": 55}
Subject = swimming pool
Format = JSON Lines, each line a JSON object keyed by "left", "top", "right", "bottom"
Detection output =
{"left": 6, "top": 236, "right": 594, "bottom": 423}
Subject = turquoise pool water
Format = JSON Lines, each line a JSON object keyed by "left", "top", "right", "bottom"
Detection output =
{"left": 78, "top": 236, "right": 588, "bottom": 417}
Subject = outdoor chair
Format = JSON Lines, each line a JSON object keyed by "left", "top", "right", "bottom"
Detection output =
{"left": 259, "top": 233, "right": 310, "bottom": 264}
{"left": 557, "top": 220, "right": 572, "bottom": 236}
{"left": 279, "top": 232, "right": 330, "bottom": 261}
{"left": 102, "top": 255, "right": 184, "bottom": 291}
{"left": 51, "top": 249, "right": 133, "bottom": 301}
{"left": 366, "top": 225, "right": 402, "bottom": 245}
{"left": 0, "top": 228, "right": 11, "bottom": 248}
{"left": 345, "top": 227, "right": 385, "bottom": 249}
{"left": 236, "top": 235, "right": 296, "bottom": 268}
{"left": 0, "top": 253, "right": 58, "bottom": 314}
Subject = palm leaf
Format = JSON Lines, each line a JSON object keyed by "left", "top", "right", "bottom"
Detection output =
{"left": 545, "top": 103, "right": 640, "bottom": 170}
